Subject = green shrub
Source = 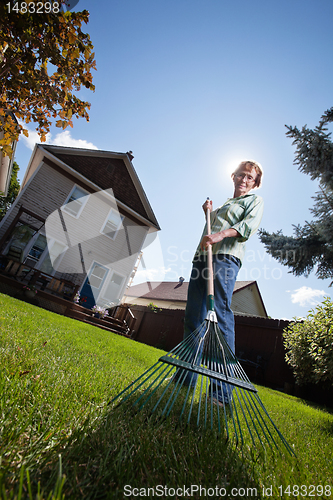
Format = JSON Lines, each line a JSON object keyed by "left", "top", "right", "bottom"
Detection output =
{"left": 283, "top": 297, "right": 333, "bottom": 385}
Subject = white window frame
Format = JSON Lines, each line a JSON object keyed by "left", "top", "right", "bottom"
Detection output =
{"left": 85, "top": 261, "right": 109, "bottom": 293}
{"left": 23, "top": 232, "right": 68, "bottom": 275}
{"left": 23, "top": 232, "right": 46, "bottom": 263}
{"left": 61, "top": 184, "right": 90, "bottom": 219}
{"left": 39, "top": 238, "right": 68, "bottom": 275}
{"left": 100, "top": 268, "right": 126, "bottom": 307}
{"left": 100, "top": 207, "right": 124, "bottom": 240}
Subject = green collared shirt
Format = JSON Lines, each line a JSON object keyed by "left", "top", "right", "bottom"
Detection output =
{"left": 194, "top": 193, "right": 264, "bottom": 265}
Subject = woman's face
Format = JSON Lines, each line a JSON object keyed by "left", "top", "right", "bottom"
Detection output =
{"left": 233, "top": 164, "right": 257, "bottom": 197}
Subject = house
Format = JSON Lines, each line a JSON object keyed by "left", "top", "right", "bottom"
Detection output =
{"left": 122, "top": 278, "right": 268, "bottom": 318}
{"left": 0, "top": 144, "right": 160, "bottom": 309}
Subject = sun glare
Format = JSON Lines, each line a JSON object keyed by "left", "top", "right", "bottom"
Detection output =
{"left": 218, "top": 157, "right": 245, "bottom": 182}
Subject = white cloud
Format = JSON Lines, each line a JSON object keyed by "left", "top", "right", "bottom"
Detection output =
{"left": 20, "top": 123, "right": 98, "bottom": 151}
{"left": 21, "top": 128, "right": 44, "bottom": 150}
{"left": 133, "top": 266, "right": 172, "bottom": 285}
{"left": 52, "top": 130, "right": 98, "bottom": 150}
{"left": 288, "top": 286, "right": 328, "bottom": 307}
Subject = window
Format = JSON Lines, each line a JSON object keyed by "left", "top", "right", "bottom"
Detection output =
{"left": 88, "top": 263, "right": 108, "bottom": 290}
{"left": 62, "top": 185, "right": 89, "bottom": 218}
{"left": 24, "top": 233, "right": 67, "bottom": 274}
{"left": 24, "top": 234, "right": 48, "bottom": 267}
{"left": 39, "top": 240, "right": 67, "bottom": 274}
{"left": 101, "top": 208, "right": 123, "bottom": 240}
{"left": 102, "top": 271, "right": 125, "bottom": 304}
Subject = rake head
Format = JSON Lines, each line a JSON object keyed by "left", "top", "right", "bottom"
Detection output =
{"left": 111, "top": 311, "right": 294, "bottom": 455}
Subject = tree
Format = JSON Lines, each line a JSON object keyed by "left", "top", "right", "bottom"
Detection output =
{"left": 283, "top": 297, "right": 333, "bottom": 386}
{"left": 0, "top": 2, "right": 96, "bottom": 158}
{"left": 0, "top": 161, "right": 20, "bottom": 221}
{"left": 258, "top": 107, "right": 333, "bottom": 284}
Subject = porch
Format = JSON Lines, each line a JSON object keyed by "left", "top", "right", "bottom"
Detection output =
{"left": 0, "top": 262, "right": 136, "bottom": 338}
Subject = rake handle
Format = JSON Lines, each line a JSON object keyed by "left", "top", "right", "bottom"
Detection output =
{"left": 205, "top": 198, "right": 214, "bottom": 310}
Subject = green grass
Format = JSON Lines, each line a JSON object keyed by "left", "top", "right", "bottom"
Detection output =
{"left": 0, "top": 293, "right": 332, "bottom": 499}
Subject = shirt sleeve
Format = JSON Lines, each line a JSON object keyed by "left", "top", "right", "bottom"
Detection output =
{"left": 231, "top": 195, "right": 264, "bottom": 241}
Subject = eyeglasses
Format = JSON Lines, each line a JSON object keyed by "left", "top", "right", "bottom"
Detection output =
{"left": 235, "top": 173, "right": 256, "bottom": 183}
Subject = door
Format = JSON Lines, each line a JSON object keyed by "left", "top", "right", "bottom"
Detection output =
{"left": 80, "top": 262, "right": 109, "bottom": 309}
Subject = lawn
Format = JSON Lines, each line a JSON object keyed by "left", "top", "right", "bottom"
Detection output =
{"left": 0, "top": 293, "right": 332, "bottom": 499}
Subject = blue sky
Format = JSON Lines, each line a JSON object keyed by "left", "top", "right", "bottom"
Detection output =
{"left": 14, "top": 0, "right": 333, "bottom": 320}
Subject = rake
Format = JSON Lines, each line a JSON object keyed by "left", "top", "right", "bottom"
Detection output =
{"left": 111, "top": 202, "right": 294, "bottom": 455}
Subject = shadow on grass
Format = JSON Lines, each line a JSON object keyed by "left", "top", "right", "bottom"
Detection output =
{"left": 30, "top": 394, "right": 270, "bottom": 500}
{"left": 298, "top": 398, "right": 333, "bottom": 415}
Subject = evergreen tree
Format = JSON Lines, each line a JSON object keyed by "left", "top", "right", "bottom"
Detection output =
{"left": 0, "top": 161, "right": 20, "bottom": 221}
{"left": 258, "top": 107, "right": 333, "bottom": 284}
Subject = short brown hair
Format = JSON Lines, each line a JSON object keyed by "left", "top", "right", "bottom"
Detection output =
{"left": 232, "top": 160, "right": 263, "bottom": 188}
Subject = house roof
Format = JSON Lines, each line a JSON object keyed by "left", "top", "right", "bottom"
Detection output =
{"left": 125, "top": 280, "right": 257, "bottom": 302}
{"left": 40, "top": 145, "right": 160, "bottom": 229}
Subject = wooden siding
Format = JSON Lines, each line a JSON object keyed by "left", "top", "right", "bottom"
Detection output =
{"left": 0, "top": 162, "right": 74, "bottom": 248}
{"left": 21, "top": 147, "right": 44, "bottom": 189}
{"left": 18, "top": 162, "right": 75, "bottom": 221}
{"left": 231, "top": 284, "right": 266, "bottom": 317}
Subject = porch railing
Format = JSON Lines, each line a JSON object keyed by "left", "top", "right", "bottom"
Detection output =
{"left": 111, "top": 304, "right": 136, "bottom": 336}
{"left": 0, "top": 257, "right": 79, "bottom": 300}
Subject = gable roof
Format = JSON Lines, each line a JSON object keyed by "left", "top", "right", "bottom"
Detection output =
{"left": 125, "top": 280, "right": 258, "bottom": 302}
{"left": 40, "top": 145, "right": 160, "bottom": 229}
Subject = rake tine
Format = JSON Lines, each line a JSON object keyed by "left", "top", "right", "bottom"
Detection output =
{"left": 110, "top": 361, "right": 162, "bottom": 405}
{"left": 184, "top": 373, "right": 202, "bottom": 425}
{"left": 214, "top": 324, "right": 229, "bottom": 382}
{"left": 209, "top": 368, "right": 219, "bottom": 432}
{"left": 196, "top": 374, "right": 205, "bottom": 427}
{"left": 219, "top": 380, "right": 229, "bottom": 439}
{"left": 229, "top": 388, "right": 244, "bottom": 446}
{"left": 211, "top": 325, "right": 240, "bottom": 443}
{"left": 202, "top": 327, "right": 211, "bottom": 430}
{"left": 163, "top": 369, "right": 194, "bottom": 417}
{"left": 238, "top": 387, "right": 266, "bottom": 449}
{"left": 209, "top": 336, "right": 223, "bottom": 433}
{"left": 180, "top": 372, "right": 197, "bottom": 423}
{"left": 244, "top": 389, "right": 280, "bottom": 451}
{"left": 151, "top": 367, "right": 187, "bottom": 414}
{"left": 250, "top": 393, "right": 295, "bottom": 456}
{"left": 203, "top": 377, "right": 209, "bottom": 429}
{"left": 214, "top": 380, "right": 221, "bottom": 434}
{"left": 135, "top": 363, "right": 175, "bottom": 410}
{"left": 243, "top": 390, "right": 281, "bottom": 450}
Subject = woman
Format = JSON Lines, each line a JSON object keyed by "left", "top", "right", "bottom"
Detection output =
{"left": 183, "top": 160, "right": 264, "bottom": 404}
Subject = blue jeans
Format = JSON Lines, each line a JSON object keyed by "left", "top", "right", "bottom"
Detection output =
{"left": 183, "top": 254, "right": 240, "bottom": 403}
